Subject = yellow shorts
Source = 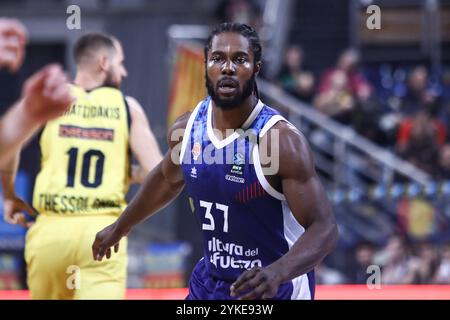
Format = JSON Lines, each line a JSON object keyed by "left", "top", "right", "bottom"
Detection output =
{"left": 25, "top": 214, "right": 127, "bottom": 300}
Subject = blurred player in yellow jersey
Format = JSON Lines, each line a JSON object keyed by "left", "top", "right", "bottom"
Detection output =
{"left": 0, "top": 32, "right": 163, "bottom": 299}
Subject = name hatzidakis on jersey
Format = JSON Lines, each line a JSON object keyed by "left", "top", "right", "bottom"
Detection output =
{"left": 64, "top": 103, "right": 121, "bottom": 120}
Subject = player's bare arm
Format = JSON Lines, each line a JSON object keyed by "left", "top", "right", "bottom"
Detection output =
{"left": 92, "top": 112, "right": 190, "bottom": 260}
{"left": 0, "top": 153, "right": 36, "bottom": 228}
{"left": 0, "top": 64, "right": 72, "bottom": 225}
{"left": 231, "top": 121, "right": 338, "bottom": 299}
{"left": 126, "top": 95, "right": 163, "bottom": 183}
{"left": 0, "top": 64, "right": 73, "bottom": 167}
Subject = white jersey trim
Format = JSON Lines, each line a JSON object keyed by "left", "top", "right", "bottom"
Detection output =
{"left": 252, "top": 145, "right": 285, "bottom": 201}
{"left": 207, "top": 99, "right": 264, "bottom": 149}
{"left": 179, "top": 100, "right": 204, "bottom": 165}
{"left": 252, "top": 114, "right": 287, "bottom": 201}
{"left": 259, "top": 115, "right": 286, "bottom": 138}
{"left": 281, "top": 202, "right": 311, "bottom": 300}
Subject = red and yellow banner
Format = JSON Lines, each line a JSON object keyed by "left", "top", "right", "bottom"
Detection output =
{"left": 167, "top": 44, "right": 206, "bottom": 126}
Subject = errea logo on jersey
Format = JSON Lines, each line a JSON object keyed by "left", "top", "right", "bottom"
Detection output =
{"left": 191, "top": 167, "right": 198, "bottom": 178}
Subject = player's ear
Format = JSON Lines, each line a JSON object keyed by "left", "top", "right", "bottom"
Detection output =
{"left": 98, "top": 54, "right": 110, "bottom": 72}
{"left": 254, "top": 61, "right": 262, "bottom": 76}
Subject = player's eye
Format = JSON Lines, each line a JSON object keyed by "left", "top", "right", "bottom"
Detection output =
{"left": 210, "top": 55, "right": 222, "bottom": 63}
{"left": 235, "top": 56, "right": 247, "bottom": 64}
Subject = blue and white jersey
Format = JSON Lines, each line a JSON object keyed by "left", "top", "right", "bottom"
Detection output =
{"left": 180, "top": 97, "right": 315, "bottom": 300}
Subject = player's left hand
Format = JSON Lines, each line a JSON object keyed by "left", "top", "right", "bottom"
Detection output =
{"left": 230, "top": 266, "right": 283, "bottom": 300}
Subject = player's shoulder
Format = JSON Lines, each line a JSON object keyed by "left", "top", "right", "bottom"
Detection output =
{"left": 167, "top": 112, "right": 191, "bottom": 149}
{"left": 71, "top": 84, "right": 124, "bottom": 100}
{"left": 263, "top": 118, "right": 314, "bottom": 177}
{"left": 170, "top": 112, "right": 191, "bottom": 132}
{"left": 168, "top": 111, "right": 192, "bottom": 137}
{"left": 125, "top": 95, "right": 140, "bottom": 107}
{"left": 167, "top": 98, "right": 208, "bottom": 147}
{"left": 125, "top": 95, "right": 144, "bottom": 114}
{"left": 262, "top": 117, "right": 305, "bottom": 145}
{"left": 92, "top": 86, "right": 126, "bottom": 103}
{"left": 274, "top": 120, "right": 310, "bottom": 154}
{"left": 271, "top": 119, "right": 302, "bottom": 137}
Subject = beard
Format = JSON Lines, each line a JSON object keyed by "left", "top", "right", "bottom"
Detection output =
{"left": 102, "top": 69, "right": 121, "bottom": 89}
{"left": 206, "top": 73, "right": 255, "bottom": 110}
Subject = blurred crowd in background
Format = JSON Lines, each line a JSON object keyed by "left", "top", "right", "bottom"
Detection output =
{"left": 276, "top": 44, "right": 450, "bottom": 179}
{"left": 277, "top": 45, "right": 450, "bottom": 284}
{"left": 317, "top": 234, "right": 450, "bottom": 284}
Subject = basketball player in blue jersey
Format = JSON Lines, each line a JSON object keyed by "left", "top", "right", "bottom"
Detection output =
{"left": 93, "top": 23, "right": 338, "bottom": 300}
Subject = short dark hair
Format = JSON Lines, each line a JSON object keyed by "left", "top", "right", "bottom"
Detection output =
{"left": 73, "top": 32, "right": 115, "bottom": 65}
{"left": 204, "top": 22, "right": 262, "bottom": 65}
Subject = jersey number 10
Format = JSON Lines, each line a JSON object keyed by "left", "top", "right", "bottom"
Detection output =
{"left": 66, "top": 147, "right": 105, "bottom": 188}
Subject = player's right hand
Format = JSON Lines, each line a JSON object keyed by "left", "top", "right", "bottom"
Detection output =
{"left": 21, "top": 64, "right": 74, "bottom": 124}
{"left": 0, "top": 18, "right": 27, "bottom": 72}
{"left": 92, "top": 223, "right": 127, "bottom": 261}
{"left": 3, "top": 195, "right": 36, "bottom": 228}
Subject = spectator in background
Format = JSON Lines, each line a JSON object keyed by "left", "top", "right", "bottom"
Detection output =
{"left": 350, "top": 241, "right": 376, "bottom": 284}
{"left": 438, "top": 144, "right": 450, "bottom": 180}
{"left": 396, "top": 107, "right": 446, "bottom": 176}
{"left": 214, "top": 0, "right": 263, "bottom": 31}
{"left": 315, "top": 262, "right": 347, "bottom": 285}
{"left": 438, "top": 102, "right": 450, "bottom": 134}
{"left": 352, "top": 93, "right": 388, "bottom": 145}
{"left": 378, "top": 235, "right": 418, "bottom": 284}
{"left": 276, "top": 44, "right": 315, "bottom": 104}
{"left": 318, "top": 49, "right": 372, "bottom": 103}
{"left": 413, "top": 242, "right": 440, "bottom": 284}
{"left": 438, "top": 69, "right": 450, "bottom": 129}
{"left": 400, "top": 65, "right": 438, "bottom": 117}
{"left": 313, "top": 70, "right": 355, "bottom": 124}
{"left": 314, "top": 49, "right": 373, "bottom": 125}
{"left": 443, "top": 68, "right": 450, "bottom": 98}
{"left": 433, "top": 243, "right": 450, "bottom": 284}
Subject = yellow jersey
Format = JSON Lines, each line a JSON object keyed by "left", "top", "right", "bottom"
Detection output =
{"left": 32, "top": 85, "right": 131, "bottom": 216}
